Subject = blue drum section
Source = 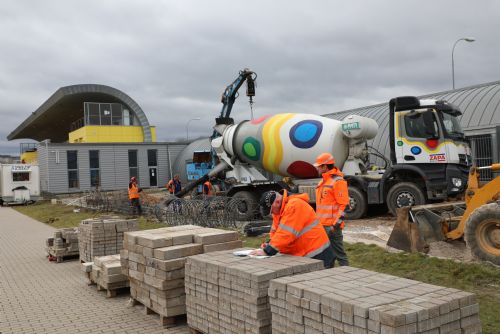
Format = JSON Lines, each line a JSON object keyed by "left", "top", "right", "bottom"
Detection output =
{"left": 289, "top": 120, "right": 323, "bottom": 149}
{"left": 410, "top": 146, "right": 422, "bottom": 155}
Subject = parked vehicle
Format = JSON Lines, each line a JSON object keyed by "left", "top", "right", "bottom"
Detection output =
{"left": 0, "top": 163, "right": 40, "bottom": 206}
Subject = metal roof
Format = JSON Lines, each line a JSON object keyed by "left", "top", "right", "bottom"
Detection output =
{"left": 323, "top": 80, "right": 500, "bottom": 163}
{"left": 8, "top": 84, "right": 153, "bottom": 142}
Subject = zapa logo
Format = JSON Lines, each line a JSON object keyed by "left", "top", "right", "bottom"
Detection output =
{"left": 429, "top": 154, "right": 446, "bottom": 162}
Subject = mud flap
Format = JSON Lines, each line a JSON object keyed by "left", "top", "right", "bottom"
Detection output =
{"left": 387, "top": 207, "right": 431, "bottom": 253}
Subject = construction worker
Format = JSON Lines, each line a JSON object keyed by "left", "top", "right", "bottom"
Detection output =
{"left": 313, "top": 152, "right": 350, "bottom": 266}
{"left": 167, "top": 174, "right": 182, "bottom": 195}
{"left": 250, "top": 190, "right": 334, "bottom": 268}
{"left": 128, "top": 176, "right": 142, "bottom": 215}
{"left": 203, "top": 178, "right": 214, "bottom": 196}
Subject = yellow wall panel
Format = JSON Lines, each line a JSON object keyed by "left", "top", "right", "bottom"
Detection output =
{"left": 68, "top": 126, "right": 157, "bottom": 143}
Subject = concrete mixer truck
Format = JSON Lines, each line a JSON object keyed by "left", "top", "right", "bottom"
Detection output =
{"left": 176, "top": 69, "right": 471, "bottom": 220}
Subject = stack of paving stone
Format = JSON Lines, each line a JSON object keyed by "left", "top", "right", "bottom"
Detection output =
{"left": 120, "top": 225, "right": 242, "bottom": 326}
{"left": 184, "top": 249, "right": 325, "bottom": 334}
{"left": 88, "top": 254, "right": 129, "bottom": 297}
{"left": 268, "top": 266, "right": 481, "bottom": 334}
{"left": 78, "top": 217, "right": 138, "bottom": 262}
{"left": 46, "top": 228, "right": 79, "bottom": 262}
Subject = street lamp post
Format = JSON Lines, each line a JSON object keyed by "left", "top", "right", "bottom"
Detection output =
{"left": 186, "top": 118, "right": 201, "bottom": 141}
{"left": 452, "top": 37, "right": 475, "bottom": 89}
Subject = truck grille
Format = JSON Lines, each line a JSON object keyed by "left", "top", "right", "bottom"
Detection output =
{"left": 459, "top": 154, "right": 472, "bottom": 167}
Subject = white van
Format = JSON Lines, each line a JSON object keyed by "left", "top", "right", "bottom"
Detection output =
{"left": 0, "top": 164, "right": 40, "bottom": 205}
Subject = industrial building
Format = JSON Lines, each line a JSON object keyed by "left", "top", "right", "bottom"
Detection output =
{"left": 8, "top": 84, "right": 188, "bottom": 194}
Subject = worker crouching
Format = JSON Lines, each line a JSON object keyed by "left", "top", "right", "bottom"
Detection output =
{"left": 250, "top": 190, "right": 334, "bottom": 268}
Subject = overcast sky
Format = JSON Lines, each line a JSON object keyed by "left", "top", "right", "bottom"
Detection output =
{"left": 1, "top": 0, "right": 499, "bottom": 155}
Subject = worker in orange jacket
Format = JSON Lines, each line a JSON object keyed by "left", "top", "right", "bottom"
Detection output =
{"left": 250, "top": 190, "right": 334, "bottom": 268}
{"left": 203, "top": 179, "right": 214, "bottom": 196}
{"left": 128, "top": 176, "right": 142, "bottom": 215}
{"left": 167, "top": 174, "right": 182, "bottom": 195}
{"left": 314, "top": 153, "right": 350, "bottom": 266}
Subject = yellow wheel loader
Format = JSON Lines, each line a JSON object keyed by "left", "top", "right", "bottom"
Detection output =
{"left": 387, "top": 163, "right": 500, "bottom": 265}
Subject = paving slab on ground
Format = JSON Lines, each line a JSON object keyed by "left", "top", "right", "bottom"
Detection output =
{"left": 0, "top": 207, "right": 189, "bottom": 334}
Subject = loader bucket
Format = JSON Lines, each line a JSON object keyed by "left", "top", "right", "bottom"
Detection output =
{"left": 387, "top": 207, "right": 430, "bottom": 253}
{"left": 387, "top": 202, "right": 466, "bottom": 253}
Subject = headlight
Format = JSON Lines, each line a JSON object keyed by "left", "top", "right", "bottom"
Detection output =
{"left": 451, "top": 177, "right": 463, "bottom": 188}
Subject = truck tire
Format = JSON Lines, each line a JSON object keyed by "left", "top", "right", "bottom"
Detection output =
{"left": 387, "top": 182, "right": 425, "bottom": 216}
{"left": 464, "top": 202, "right": 500, "bottom": 265}
{"left": 230, "top": 191, "right": 259, "bottom": 221}
{"left": 345, "top": 187, "right": 367, "bottom": 220}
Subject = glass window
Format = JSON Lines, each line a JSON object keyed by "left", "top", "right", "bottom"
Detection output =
{"left": 100, "top": 104, "right": 112, "bottom": 125}
{"left": 111, "top": 104, "right": 122, "bottom": 125}
{"left": 441, "top": 112, "right": 464, "bottom": 138}
{"left": 89, "top": 150, "right": 99, "bottom": 169}
{"left": 67, "top": 151, "right": 78, "bottom": 170}
{"left": 13, "top": 172, "right": 30, "bottom": 182}
{"left": 404, "top": 111, "right": 439, "bottom": 139}
{"left": 68, "top": 171, "right": 79, "bottom": 188}
{"left": 129, "top": 150, "right": 138, "bottom": 181}
{"left": 148, "top": 149, "right": 157, "bottom": 166}
{"left": 89, "top": 150, "right": 100, "bottom": 187}
{"left": 90, "top": 169, "right": 100, "bottom": 187}
{"left": 87, "top": 103, "right": 100, "bottom": 125}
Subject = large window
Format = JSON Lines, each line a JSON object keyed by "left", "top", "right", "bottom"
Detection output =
{"left": 67, "top": 150, "right": 79, "bottom": 188}
{"left": 84, "top": 102, "right": 131, "bottom": 126}
{"left": 128, "top": 150, "right": 138, "bottom": 181}
{"left": 89, "top": 150, "right": 100, "bottom": 187}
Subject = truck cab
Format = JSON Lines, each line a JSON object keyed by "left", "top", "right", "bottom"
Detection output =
{"left": 381, "top": 96, "right": 471, "bottom": 214}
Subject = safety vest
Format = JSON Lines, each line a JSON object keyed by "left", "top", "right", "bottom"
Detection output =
{"left": 315, "top": 168, "right": 349, "bottom": 228}
{"left": 128, "top": 183, "right": 140, "bottom": 200}
{"left": 167, "top": 179, "right": 181, "bottom": 194}
{"left": 269, "top": 192, "right": 331, "bottom": 258}
{"left": 203, "top": 181, "right": 214, "bottom": 195}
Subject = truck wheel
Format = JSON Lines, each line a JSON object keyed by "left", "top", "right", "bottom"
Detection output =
{"left": 387, "top": 182, "right": 425, "bottom": 216}
{"left": 230, "top": 191, "right": 258, "bottom": 221}
{"left": 464, "top": 202, "right": 500, "bottom": 265}
{"left": 345, "top": 187, "right": 367, "bottom": 220}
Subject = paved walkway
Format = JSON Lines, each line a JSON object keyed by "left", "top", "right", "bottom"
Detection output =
{"left": 0, "top": 207, "right": 189, "bottom": 334}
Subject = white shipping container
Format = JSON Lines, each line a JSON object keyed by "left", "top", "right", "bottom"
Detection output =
{"left": 0, "top": 164, "right": 40, "bottom": 205}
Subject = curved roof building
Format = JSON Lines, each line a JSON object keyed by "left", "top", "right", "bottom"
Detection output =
{"left": 8, "top": 84, "right": 155, "bottom": 143}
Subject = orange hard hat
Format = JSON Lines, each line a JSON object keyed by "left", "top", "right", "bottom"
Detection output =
{"left": 313, "top": 153, "right": 335, "bottom": 167}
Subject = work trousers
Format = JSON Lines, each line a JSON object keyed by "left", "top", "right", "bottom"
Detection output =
{"left": 130, "top": 198, "right": 142, "bottom": 215}
{"left": 324, "top": 224, "right": 349, "bottom": 267}
{"left": 312, "top": 246, "right": 335, "bottom": 269}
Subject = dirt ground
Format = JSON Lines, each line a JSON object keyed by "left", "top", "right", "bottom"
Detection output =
{"left": 344, "top": 214, "right": 479, "bottom": 264}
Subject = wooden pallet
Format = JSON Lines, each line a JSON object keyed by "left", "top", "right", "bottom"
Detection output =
{"left": 128, "top": 298, "right": 186, "bottom": 328}
{"left": 188, "top": 327, "right": 205, "bottom": 334}
{"left": 47, "top": 252, "right": 80, "bottom": 263}
{"left": 96, "top": 283, "right": 129, "bottom": 298}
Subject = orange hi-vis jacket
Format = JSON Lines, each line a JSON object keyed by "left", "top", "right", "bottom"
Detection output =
{"left": 316, "top": 167, "right": 349, "bottom": 229}
{"left": 167, "top": 180, "right": 175, "bottom": 194}
{"left": 203, "top": 181, "right": 214, "bottom": 195}
{"left": 128, "top": 183, "right": 140, "bottom": 200}
{"left": 267, "top": 192, "right": 331, "bottom": 257}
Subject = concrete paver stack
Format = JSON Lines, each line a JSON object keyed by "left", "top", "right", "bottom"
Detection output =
{"left": 78, "top": 217, "right": 138, "bottom": 262}
{"left": 120, "top": 225, "right": 242, "bottom": 326}
{"left": 269, "top": 266, "right": 481, "bottom": 334}
{"left": 84, "top": 254, "right": 129, "bottom": 297}
{"left": 45, "top": 227, "right": 79, "bottom": 262}
{"left": 184, "top": 250, "right": 325, "bottom": 334}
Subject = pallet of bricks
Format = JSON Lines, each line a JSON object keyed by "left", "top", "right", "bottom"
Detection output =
{"left": 184, "top": 249, "right": 325, "bottom": 334}
{"left": 46, "top": 228, "right": 79, "bottom": 263}
{"left": 81, "top": 254, "right": 129, "bottom": 298}
{"left": 121, "top": 225, "right": 243, "bottom": 328}
{"left": 78, "top": 217, "right": 138, "bottom": 263}
{"left": 268, "top": 266, "right": 482, "bottom": 334}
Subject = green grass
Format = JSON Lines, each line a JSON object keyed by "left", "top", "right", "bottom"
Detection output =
{"left": 13, "top": 200, "right": 165, "bottom": 230}
{"left": 13, "top": 202, "right": 500, "bottom": 332}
